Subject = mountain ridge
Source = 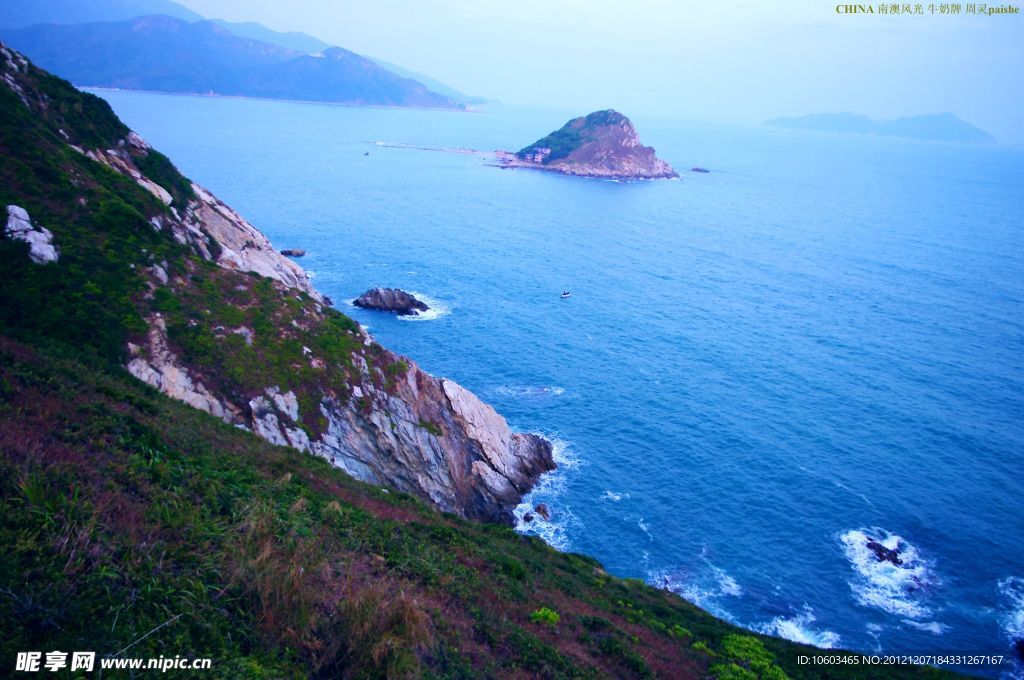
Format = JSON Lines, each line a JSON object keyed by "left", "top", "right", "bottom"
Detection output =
{"left": 0, "top": 15, "right": 463, "bottom": 109}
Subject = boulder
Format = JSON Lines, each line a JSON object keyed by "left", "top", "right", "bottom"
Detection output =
{"left": 534, "top": 503, "right": 551, "bottom": 521}
{"left": 5, "top": 205, "right": 58, "bottom": 264}
{"left": 354, "top": 287, "right": 429, "bottom": 316}
{"left": 281, "top": 248, "right": 306, "bottom": 257}
{"left": 690, "top": 167, "right": 710, "bottom": 173}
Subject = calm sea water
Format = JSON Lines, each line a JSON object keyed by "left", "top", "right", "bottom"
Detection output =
{"left": 97, "top": 90, "right": 1024, "bottom": 676}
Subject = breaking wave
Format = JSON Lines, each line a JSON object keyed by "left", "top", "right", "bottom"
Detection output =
{"left": 489, "top": 385, "right": 567, "bottom": 400}
{"left": 649, "top": 562, "right": 743, "bottom": 622}
{"left": 757, "top": 605, "right": 842, "bottom": 649}
{"left": 839, "top": 528, "right": 937, "bottom": 620}
{"left": 398, "top": 292, "right": 450, "bottom": 321}
{"left": 513, "top": 436, "right": 582, "bottom": 551}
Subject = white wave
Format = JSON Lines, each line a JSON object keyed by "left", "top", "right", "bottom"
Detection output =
{"left": 650, "top": 563, "right": 743, "bottom": 622}
{"left": 715, "top": 567, "right": 742, "bottom": 597}
{"left": 513, "top": 436, "right": 581, "bottom": 551}
{"left": 600, "top": 490, "right": 628, "bottom": 502}
{"left": 758, "top": 605, "right": 842, "bottom": 649}
{"left": 839, "top": 528, "right": 936, "bottom": 619}
{"left": 902, "top": 620, "right": 949, "bottom": 635}
{"left": 999, "top": 577, "right": 1024, "bottom": 643}
{"left": 491, "top": 385, "right": 566, "bottom": 400}
{"left": 638, "top": 517, "right": 653, "bottom": 541}
{"left": 397, "top": 291, "right": 450, "bottom": 321}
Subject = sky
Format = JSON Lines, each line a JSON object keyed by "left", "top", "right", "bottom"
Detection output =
{"left": 176, "top": 0, "right": 1023, "bottom": 142}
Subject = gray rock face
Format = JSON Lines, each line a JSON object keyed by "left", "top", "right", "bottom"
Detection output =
{"left": 5, "top": 205, "right": 58, "bottom": 263}
{"left": 354, "top": 287, "right": 429, "bottom": 316}
{"left": 126, "top": 313, "right": 555, "bottom": 523}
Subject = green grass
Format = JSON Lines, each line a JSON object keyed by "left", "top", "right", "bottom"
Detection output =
{"left": 0, "top": 337, "right": 963, "bottom": 678}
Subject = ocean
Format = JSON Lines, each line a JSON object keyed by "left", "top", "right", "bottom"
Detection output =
{"left": 95, "top": 90, "right": 1024, "bottom": 676}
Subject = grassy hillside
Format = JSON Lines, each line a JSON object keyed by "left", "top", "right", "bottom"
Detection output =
{"left": 0, "top": 337, "right": 955, "bottom": 678}
{"left": 0, "top": 47, "right": 958, "bottom": 677}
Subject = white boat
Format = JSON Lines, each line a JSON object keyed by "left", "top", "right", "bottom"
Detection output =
{"left": 560, "top": 291, "right": 572, "bottom": 299}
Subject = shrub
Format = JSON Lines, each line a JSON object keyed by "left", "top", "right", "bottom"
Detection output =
{"left": 529, "top": 607, "right": 560, "bottom": 626}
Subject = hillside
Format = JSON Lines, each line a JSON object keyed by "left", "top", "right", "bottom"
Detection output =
{"left": 0, "top": 44, "right": 958, "bottom": 677}
{"left": 765, "top": 112, "right": 995, "bottom": 143}
{"left": 0, "top": 16, "right": 462, "bottom": 109}
{"left": 507, "top": 110, "right": 678, "bottom": 179}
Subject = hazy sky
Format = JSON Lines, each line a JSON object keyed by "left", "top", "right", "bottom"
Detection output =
{"left": 177, "top": 0, "right": 1022, "bottom": 141}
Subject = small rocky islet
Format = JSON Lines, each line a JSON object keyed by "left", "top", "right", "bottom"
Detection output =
{"left": 498, "top": 109, "right": 678, "bottom": 180}
{"left": 353, "top": 287, "right": 429, "bottom": 316}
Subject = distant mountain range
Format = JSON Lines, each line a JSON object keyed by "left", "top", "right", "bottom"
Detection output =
{"left": 765, "top": 112, "right": 995, "bottom": 143}
{"left": 0, "top": 0, "right": 480, "bottom": 108}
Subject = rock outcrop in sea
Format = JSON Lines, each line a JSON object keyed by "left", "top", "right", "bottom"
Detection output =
{"left": 502, "top": 109, "right": 677, "bottom": 179}
{"left": 354, "top": 287, "right": 429, "bottom": 316}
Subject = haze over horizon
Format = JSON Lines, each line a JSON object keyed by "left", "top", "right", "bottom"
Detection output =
{"left": 170, "top": 0, "right": 1023, "bottom": 143}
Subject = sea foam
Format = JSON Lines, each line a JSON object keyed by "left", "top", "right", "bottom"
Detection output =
{"left": 839, "top": 528, "right": 936, "bottom": 620}
{"left": 513, "top": 435, "right": 582, "bottom": 551}
{"left": 758, "top": 605, "right": 842, "bottom": 649}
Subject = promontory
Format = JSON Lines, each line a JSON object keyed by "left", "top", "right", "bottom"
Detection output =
{"left": 499, "top": 109, "right": 678, "bottom": 179}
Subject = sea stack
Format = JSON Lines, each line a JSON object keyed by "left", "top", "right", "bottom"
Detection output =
{"left": 354, "top": 287, "right": 429, "bottom": 316}
{"left": 502, "top": 109, "right": 677, "bottom": 179}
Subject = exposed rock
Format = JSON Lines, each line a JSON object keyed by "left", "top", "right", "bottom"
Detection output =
{"left": 1013, "top": 638, "right": 1024, "bottom": 663}
{"left": 354, "top": 287, "right": 429, "bottom": 316}
{"left": 126, "top": 308, "right": 554, "bottom": 523}
{"left": 502, "top": 109, "right": 677, "bottom": 179}
{"left": 5, "top": 205, "right": 58, "bottom": 263}
{"left": 281, "top": 248, "right": 306, "bottom": 257}
{"left": 126, "top": 316, "right": 241, "bottom": 422}
{"left": 690, "top": 167, "right": 710, "bottom": 173}
{"left": 523, "top": 513, "right": 535, "bottom": 523}
{"left": 185, "top": 183, "right": 320, "bottom": 300}
{"left": 534, "top": 503, "right": 551, "bottom": 521}
{"left": 865, "top": 538, "right": 903, "bottom": 566}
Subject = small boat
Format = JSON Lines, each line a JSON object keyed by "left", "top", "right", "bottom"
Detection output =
{"left": 560, "top": 291, "right": 572, "bottom": 299}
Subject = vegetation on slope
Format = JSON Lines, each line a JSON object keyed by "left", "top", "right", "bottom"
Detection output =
{"left": 516, "top": 110, "right": 627, "bottom": 164}
{"left": 0, "top": 338, "right": 956, "bottom": 678}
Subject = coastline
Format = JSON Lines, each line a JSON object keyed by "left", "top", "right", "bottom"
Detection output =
{"left": 492, "top": 150, "right": 680, "bottom": 179}
{"left": 81, "top": 85, "right": 474, "bottom": 113}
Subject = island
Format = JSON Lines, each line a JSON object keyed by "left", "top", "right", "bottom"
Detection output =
{"left": 765, "top": 112, "right": 995, "bottom": 144}
{"left": 497, "top": 109, "right": 678, "bottom": 179}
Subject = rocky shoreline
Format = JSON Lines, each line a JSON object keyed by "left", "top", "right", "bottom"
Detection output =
{"left": 0, "top": 36, "right": 561, "bottom": 527}
{"left": 494, "top": 150, "right": 678, "bottom": 180}
{"left": 119, "top": 172, "right": 557, "bottom": 522}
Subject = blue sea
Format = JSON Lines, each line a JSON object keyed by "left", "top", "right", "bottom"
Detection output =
{"left": 96, "top": 90, "right": 1024, "bottom": 677}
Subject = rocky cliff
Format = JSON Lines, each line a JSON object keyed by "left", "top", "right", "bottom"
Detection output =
{"left": 0, "top": 41, "right": 552, "bottom": 523}
{"left": 507, "top": 109, "right": 677, "bottom": 179}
